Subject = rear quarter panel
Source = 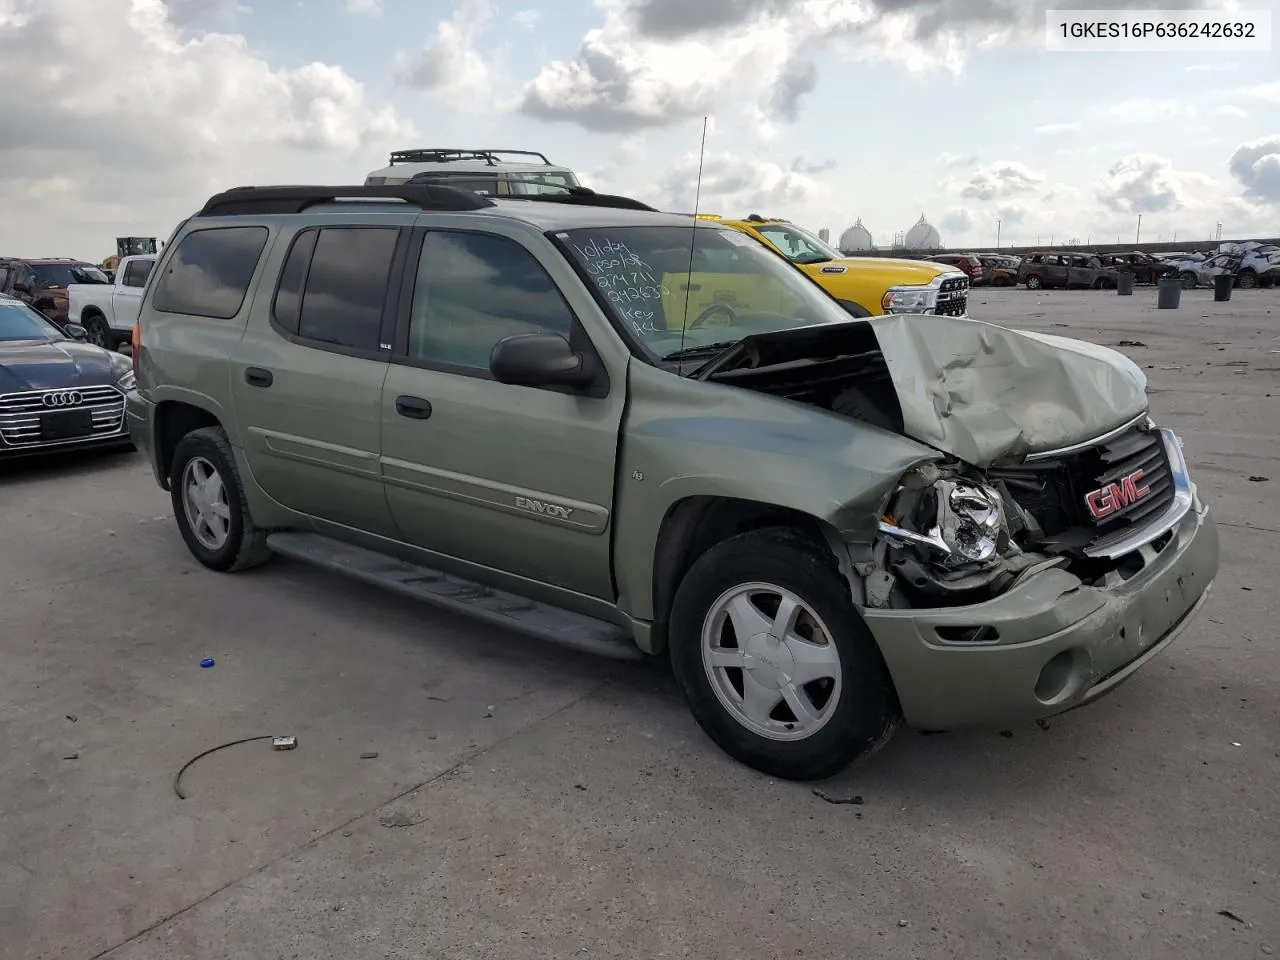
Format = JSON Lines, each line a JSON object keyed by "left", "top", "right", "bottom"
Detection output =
{"left": 136, "top": 220, "right": 282, "bottom": 442}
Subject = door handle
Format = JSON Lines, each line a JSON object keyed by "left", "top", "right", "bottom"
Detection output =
{"left": 244, "top": 367, "right": 273, "bottom": 388}
{"left": 395, "top": 395, "right": 433, "bottom": 420}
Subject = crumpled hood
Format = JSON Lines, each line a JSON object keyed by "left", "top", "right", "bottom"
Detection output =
{"left": 864, "top": 314, "right": 1148, "bottom": 466}
{"left": 0, "top": 339, "right": 128, "bottom": 393}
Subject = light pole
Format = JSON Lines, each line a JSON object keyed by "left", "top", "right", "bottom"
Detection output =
{"left": 1136, "top": 213, "right": 1142, "bottom": 244}
{"left": 996, "top": 218, "right": 1002, "bottom": 248}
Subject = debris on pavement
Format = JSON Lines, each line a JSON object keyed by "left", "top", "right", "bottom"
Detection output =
{"left": 1218, "top": 909, "right": 1249, "bottom": 926}
{"left": 173, "top": 734, "right": 287, "bottom": 800}
{"left": 272, "top": 736, "right": 298, "bottom": 751}
{"left": 199, "top": 658, "right": 216, "bottom": 668}
{"left": 379, "top": 812, "right": 419, "bottom": 828}
{"left": 1248, "top": 476, "right": 1269, "bottom": 482}
{"left": 1116, "top": 340, "right": 1147, "bottom": 347}
{"left": 63, "top": 753, "right": 78, "bottom": 760}
{"left": 1000, "top": 730, "right": 1015, "bottom": 738}
{"left": 813, "top": 789, "right": 864, "bottom": 805}
{"left": 359, "top": 752, "right": 379, "bottom": 760}
{"left": 65, "top": 715, "right": 76, "bottom": 723}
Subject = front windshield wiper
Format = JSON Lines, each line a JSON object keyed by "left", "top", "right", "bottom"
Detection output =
{"left": 792, "top": 256, "right": 833, "bottom": 265}
{"left": 660, "top": 341, "right": 740, "bottom": 362}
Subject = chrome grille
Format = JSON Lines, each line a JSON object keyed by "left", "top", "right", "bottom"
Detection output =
{"left": 935, "top": 276, "right": 969, "bottom": 316}
{"left": 0, "top": 385, "right": 126, "bottom": 448}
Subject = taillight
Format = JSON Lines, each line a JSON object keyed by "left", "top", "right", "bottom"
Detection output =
{"left": 131, "top": 321, "right": 140, "bottom": 378}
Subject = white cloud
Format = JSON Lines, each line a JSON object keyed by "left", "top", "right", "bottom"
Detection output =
{"left": 1095, "top": 153, "right": 1217, "bottom": 215}
{"left": 960, "top": 161, "right": 1045, "bottom": 201}
{"left": 937, "top": 152, "right": 979, "bottom": 169}
{"left": 345, "top": 0, "right": 381, "bottom": 14}
{"left": 1228, "top": 136, "right": 1280, "bottom": 203}
{"left": 1240, "top": 81, "right": 1280, "bottom": 104}
{"left": 652, "top": 152, "right": 827, "bottom": 215}
{"left": 1213, "top": 105, "right": 1248, "bottom": 118}
{"left": 1034, "top": 122, "right": 1082, "bottom": 134}
{"left": 512, "top": 7, "right": 540, "bottom": 30}
{"left": 0, "top": 0, "right": 411, "bottom": 258}
{"left": 1106, "top": 98, "right": 1197, "bottom": 122}
{"left": 392, "top": 0, "right": 494, "bottom": 101}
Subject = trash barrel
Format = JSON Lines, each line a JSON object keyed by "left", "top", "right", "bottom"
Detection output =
{"left": 1213, "top": 273, "right": 1233, "bottom": 302}
{"left": 1157, "top": 276, "right": 1182, "bottom": 309}
{"left": 1117, "top": 271, "right": 1135, "bottom": 296}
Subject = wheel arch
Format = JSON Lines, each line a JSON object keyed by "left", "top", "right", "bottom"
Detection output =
{"left": 154, "top": 399, "right": 223, "bottom": 490}
{"left": 646, "top": 495, "right": 851, "bottom": 656}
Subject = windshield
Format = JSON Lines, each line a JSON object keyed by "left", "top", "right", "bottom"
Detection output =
{"left": 556, "top": 224, "right": 851, "bottom": 363}
{"left": 0, "top": 299, "right": 66, "bottom": 341}
{"left": 753, "top": 223, "right": 842, "bottom": 264}
{"left": 30, "top": 263, "right": 108, "bottom": 288}
{"left": 507, "top": 171, "right": 582, "bottom": 196}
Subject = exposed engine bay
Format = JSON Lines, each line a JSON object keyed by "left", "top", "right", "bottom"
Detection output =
{"left": 697, "top": 318, "right": 1179, "bottom": 610}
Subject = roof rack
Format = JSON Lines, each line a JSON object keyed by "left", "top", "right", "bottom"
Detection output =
{"left": 388, "top": 148, "right": 554, "bottom": 167}
{"left": 197, "top": 184, "right": 495, "bottom": 217}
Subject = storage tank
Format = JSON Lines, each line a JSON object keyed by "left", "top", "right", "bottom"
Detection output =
{"left": 904, "top": 214, "right": 941, "bottom": 250}
{"left": 839, "top": 217, "right": 874, "bottom": 252}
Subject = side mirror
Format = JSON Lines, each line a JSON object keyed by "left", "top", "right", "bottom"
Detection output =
{"left": 490, "top": 333, "right": 594, "bottom": 390}
{"left": 64, "top": 322, "right": 88, "bottom": 341}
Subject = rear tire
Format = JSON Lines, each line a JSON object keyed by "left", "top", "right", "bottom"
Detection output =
{"left": 668, "top": 528, "right": 900, "bottom": 781}
{"left": 1237, "top": 270, "right": 1258, "bottom": 289}
{"left": 1026, "top": 275, "right": 1042, "bottom": 290}
{"left": 83, "top": 314, "right": 111, "bottom": 349}
{"left": 1180, "top": 271, "right": 1198, "bottom": 289}
{"left": 169, "top": 426, "right": 272, "bottom": 573}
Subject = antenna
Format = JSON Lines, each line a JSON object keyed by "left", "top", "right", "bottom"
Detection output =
{"left": 676, "top": 116, "right": 710, "bottom": 373}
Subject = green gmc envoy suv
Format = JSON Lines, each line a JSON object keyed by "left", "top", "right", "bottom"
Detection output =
{"left": 127, "top": 183, "right": 1218, "bottom": 781}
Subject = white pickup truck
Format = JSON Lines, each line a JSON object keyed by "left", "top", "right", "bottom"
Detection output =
{"left": 66, "top": 253, "right": 157, "bottom": 349}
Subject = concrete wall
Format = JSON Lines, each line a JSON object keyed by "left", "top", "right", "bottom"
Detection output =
{"left": 841, "top": 237, "right": 1280, "bottom": 258}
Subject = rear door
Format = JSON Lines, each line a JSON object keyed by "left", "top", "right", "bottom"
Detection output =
{"left": 379, "top": 224, "right": 624, "bottom": 599}
{"left": 228, "top": 220, "right": 409, "bottom": 538}
{"left": 1067, "top": 256, "right": 1095, "bottom": 287}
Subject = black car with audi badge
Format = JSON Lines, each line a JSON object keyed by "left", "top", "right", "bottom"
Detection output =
{"left": 0, "top": 293, "right": 135, "bottom": 457}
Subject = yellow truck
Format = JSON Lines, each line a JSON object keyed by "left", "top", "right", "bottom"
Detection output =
{"left": 699, "top": 215, "right": 969, "bottom": 318}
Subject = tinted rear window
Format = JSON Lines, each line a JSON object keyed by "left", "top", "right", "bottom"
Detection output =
{"left": 151, "top": 226, "right": 269, "bottom": 319}
{"left": 296, "top": 227, "right": 398, "bottom": 351}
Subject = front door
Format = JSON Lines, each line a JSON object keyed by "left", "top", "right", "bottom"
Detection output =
{"left": 380, "top": 227, "right": 624, "bottom": 599}
{"left": 229, "top": 221, "right": 408, "bottom": 538}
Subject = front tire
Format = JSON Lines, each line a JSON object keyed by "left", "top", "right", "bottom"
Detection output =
{"left": 169, "top": 426, "right": 272, "bottom": 572}
{"left": 1180, "top": 271, "right": 1198, "bottom": 289}
{"left": 668, "top": 528, "right": 900, "bottom": 781}
{"left": 1025, "top": 275, "right": 1042, "bottom": 290}
{"left": 1237, "top": 270, "right": 1258, "bottom": 289}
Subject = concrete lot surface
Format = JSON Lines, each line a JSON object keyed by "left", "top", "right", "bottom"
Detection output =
{"left": 1, "top": 287, "right": 1276, "bottom": 959}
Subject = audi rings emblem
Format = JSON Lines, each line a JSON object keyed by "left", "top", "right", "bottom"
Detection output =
{"left": 41, "top": 391, "right": 83, "bottom": 408}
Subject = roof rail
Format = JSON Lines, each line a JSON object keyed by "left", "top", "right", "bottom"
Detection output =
{"left": 388, "top": 148, "right": 553, "bottom": 166}
{"left": 498, "top": 186, "right": 658, "bottom": 213}
{"left": 196, "top": 184, "right": 495, "bottom": 217}
{"left": 403, "top": 178, "right": 658, "bottom": 212}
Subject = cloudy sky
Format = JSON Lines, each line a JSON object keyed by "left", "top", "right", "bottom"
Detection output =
{"left": 2, "top": 0, "right": 1278, "bottom": 259}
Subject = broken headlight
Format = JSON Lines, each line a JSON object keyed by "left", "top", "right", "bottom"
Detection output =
{"left": 879, "top": 469, "right": 1011, "bottom": 566}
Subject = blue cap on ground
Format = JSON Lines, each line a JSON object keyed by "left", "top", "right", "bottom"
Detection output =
{"left": 199, "top": 658, "right": 216, "bottom": 668}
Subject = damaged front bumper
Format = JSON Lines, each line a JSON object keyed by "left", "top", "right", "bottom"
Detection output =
{"left": 862, "top": 487, "right": 1218, "bottom": 732}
